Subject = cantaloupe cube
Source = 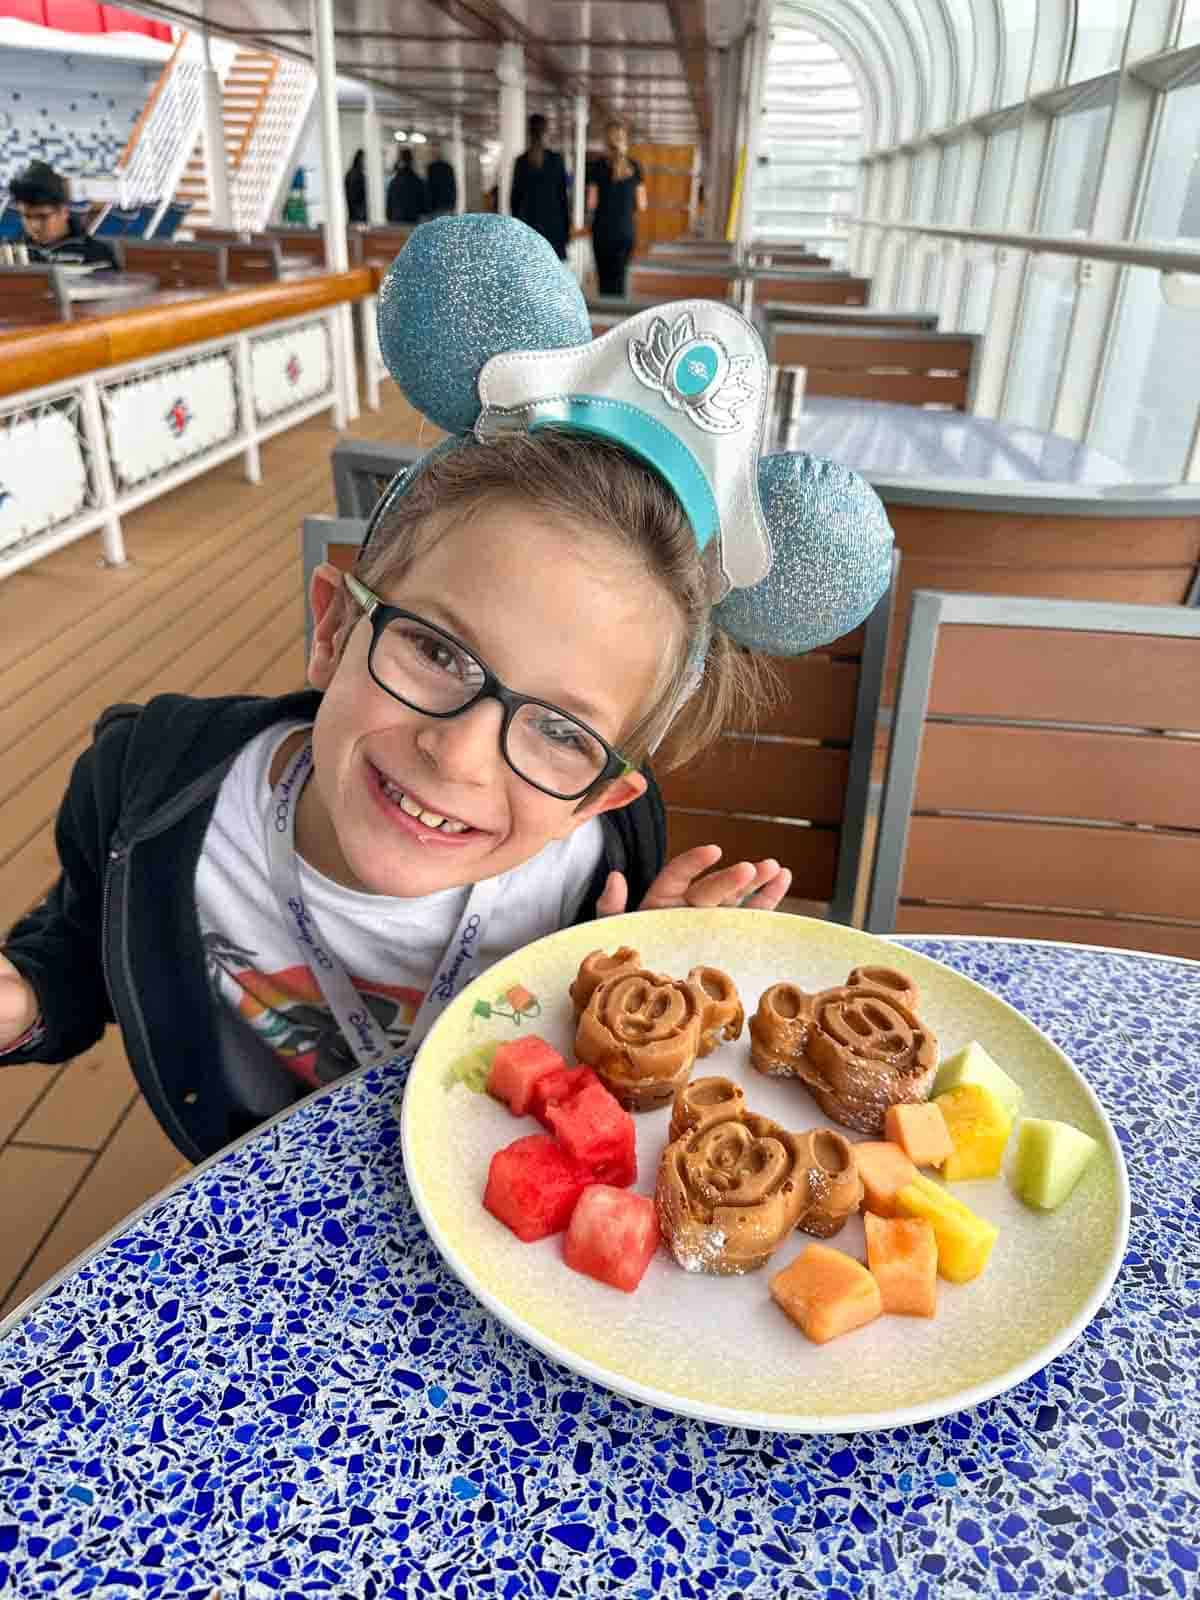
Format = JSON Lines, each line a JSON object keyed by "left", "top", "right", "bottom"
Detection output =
{"left": 933, "top": 1042, "right": 1022, "bottom": 1120}
{"left": 934, "top": 1083, "right": 1012, "bottom": 1180}
{"left": 1012, "top": 1118, "right": 1099, "bottom": 1210}
{"left": 895, "top": 1174, "right": 999, "bottom": 1283}
{"left": 770, "top": 1243, "right": 882, "bottom": 1344}
{"left": 864, "top": 1213, "right": 937, "bottom": 1317}
{"left": 852, "top": 1141, "right": 918, "bottom": 1217}
{"left": 884, "top": 1102, "right": 954, "bottom": 1168}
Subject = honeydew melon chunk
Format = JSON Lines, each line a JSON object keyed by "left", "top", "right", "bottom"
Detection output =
{"left": 1012, "top": 1118, "right": 1099, "bottom": 1210}
{"left": 933, "top": 1041, "right": 1023, "bottom": 1121}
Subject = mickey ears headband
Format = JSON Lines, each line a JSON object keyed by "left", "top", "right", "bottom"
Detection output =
{"left": 372, "top": 213, "right": 893, "bottom": 655}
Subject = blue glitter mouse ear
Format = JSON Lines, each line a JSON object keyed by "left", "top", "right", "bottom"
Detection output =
{"left": 712, "top": 453, "right": 894, "bottom": 654}
{"left": 376, "top": 214, "right": 592, "bottom": 434}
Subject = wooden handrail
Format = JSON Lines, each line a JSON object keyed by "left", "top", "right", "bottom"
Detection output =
{"left": 115, "top": 31, "right": 187, "bottom": 173}
{"left": 230, "top": 55, "right": 279, "bottom": 175}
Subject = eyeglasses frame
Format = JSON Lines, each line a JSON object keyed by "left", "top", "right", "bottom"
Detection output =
{"left": 342, "top": 570, "right": 633, "bottom": 802}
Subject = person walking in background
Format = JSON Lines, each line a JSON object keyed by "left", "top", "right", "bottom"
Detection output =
{"left": 387, "top": 149, "right": 427, "bottom": 224}
{"left": 283, "top": 167, "right": 309, "bottom": 224}
{"left": 7, "top": 160, "right": 118, "bottom": 269}
{"left": 586, "top": 121, "right": 647, "bottom": 296}
{"left": 510, "top": 114, "right": 569, "bottom": 260}
{"left": 426, "top": 143, "right": 457, "bottom": 216}
{"left": 344, "top": 149, "right": 367, "bottom": 224}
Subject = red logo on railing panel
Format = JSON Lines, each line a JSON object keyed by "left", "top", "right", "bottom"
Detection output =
{"left": 166, "top": 398, "right": 192, "bottom": 438}
{"left": 286, "top": 354, "right": 302, "bottom": 385}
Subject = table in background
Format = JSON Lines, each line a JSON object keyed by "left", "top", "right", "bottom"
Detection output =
{"left": 776, "top": 395, "right": 1132, "bottom": 484}
{"left": 0, "top": 938, "right": 1196, "bottom": 1598}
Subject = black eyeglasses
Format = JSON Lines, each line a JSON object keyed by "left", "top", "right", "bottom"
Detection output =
{"left": 344, "top": 572, "right": 632, "bottom": 801}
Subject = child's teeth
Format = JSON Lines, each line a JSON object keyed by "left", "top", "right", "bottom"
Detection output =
{"left": 399, "top": 793, "right": 422, "bottom": 817}
{"left": 382, "top": 774, "right": 468, "bottom": 832}
{"left": 419, "top": 810, "right": 445, "bottom": 827}
{"left": 442, "top": 819, "right": 466, "bottom": 833}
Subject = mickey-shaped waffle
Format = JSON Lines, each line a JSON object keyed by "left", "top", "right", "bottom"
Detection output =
{"left": 572, "top": 950, "right": 744, "bottom": 1111}
{"left": 656, "top": 1077, "right": 863, "bottom": 1274}
{"left": 749, "top": 966, "right": 937, "bottom": 1135}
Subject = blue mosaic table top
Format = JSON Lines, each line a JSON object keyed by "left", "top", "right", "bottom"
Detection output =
{"left": 1, "top": 937, "right": 1197, "bottom": 1599}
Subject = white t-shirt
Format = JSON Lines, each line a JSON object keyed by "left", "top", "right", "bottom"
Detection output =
{"left": 195, "top": 722, "right": 604, "bottom": 1117}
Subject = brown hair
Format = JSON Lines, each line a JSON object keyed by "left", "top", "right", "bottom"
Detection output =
{"left": 337, "top": 430, "right": 778, "bottom": 774}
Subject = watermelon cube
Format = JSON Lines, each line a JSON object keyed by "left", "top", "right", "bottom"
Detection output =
{"left": 563, "top": 1185, "right": 660, "bottom": 1292}
{"left": 483, "top": 1134, "right": 592, "bottom": 1242}
{"left": 486, "top": 1035, "right": 567, "bottom": 1116}
{"left": 529, "top": 1065, "right": 602, "bottom": 1128}
{"left": 546, "top": 1078, "right": 637, "bottom": 1187}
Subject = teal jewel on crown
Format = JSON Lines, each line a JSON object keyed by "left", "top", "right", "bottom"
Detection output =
{"left": 628, "top": 311, "right": 755, "bottom": 435}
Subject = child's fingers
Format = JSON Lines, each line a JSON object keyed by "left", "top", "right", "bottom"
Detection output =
{"left": 741, "top": 867, "right": 792, "bottom": 912}
{"left": 644, "top": 845, "right": 723, "bottom": 904}
{"left": 596, "top": 869, "right": 629, "bottom": 917}
{"left": 684, "top": 859, "right": 768, "bottom": 908}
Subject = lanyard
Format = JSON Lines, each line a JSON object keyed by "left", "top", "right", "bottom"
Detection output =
{"left": 266, "top": 741, "right": 499, "bottom": 1069}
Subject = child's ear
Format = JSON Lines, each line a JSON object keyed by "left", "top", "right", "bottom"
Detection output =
{"left": 567, "top": 769, "right": 648, "bottom": 829}
{"left": 307, "top": 563, "right": 350, "bottom": 690}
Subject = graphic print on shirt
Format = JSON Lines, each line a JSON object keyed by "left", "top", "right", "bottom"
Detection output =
{"left": 202, "top": 931, "right": 422, "bottom": 1088}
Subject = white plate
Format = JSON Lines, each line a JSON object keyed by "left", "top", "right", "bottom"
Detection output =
{"left": 400, "top": 910, "right": 1128, "bottom": 1434}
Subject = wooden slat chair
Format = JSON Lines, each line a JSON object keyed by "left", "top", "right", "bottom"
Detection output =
{"left": 626, "top": 262, "right": 742, "bottom": 304}
{"left": 331, "top": 438, "right": 426, "bottom": 519}
{"left": 0, "top": 264, "right": 72, "bottom": 324}
{"left": 756, "top": 301, "right": 938, "bottom": 333}
{"left": 748, "top": 274, "right": 870, "bottom": 308}
{"left": 226, "top": 240, "right": 283, "bottom": 284}
{"left": 769, "top": 325, "right": 979, "bottom": 410}
{"left": 658, "top": 559, "right": 897, "bottom": 925}
{"left": 302, "top": 515, "right": 365, "bottom": 655}
{"left": 865, "top": 592, "right": 1200, "bottom": 959}
{"left": 191, "top": 226, "right": 248, "bottom": 246}
{"left": 120, "top": 239, "right": 228, "bottom": 290}
{"left": 266, "top": 226, "right": 327, "bottom": 267}
{"left": 750, "top": 250, "right": 832, "bottom": 268}
{"left": 354, "top": 225, "right": 415, "bottom": 266}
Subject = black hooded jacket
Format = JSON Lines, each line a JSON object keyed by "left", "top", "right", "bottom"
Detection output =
{"left": 1, "top": 693, "right": 666, "bottom": 1162}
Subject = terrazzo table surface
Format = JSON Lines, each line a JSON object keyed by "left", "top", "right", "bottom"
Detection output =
{"left": 1, "top": 937, "right": 1197, "bottom": 1599}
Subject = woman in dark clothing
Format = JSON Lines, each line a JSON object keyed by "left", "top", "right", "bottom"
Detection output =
{"left": 386, "top": 149, "right": 428, "bottom": 224}
{"left": 344, "top": 149, "right": 367, "bottom": 223}
{"left": 586, "top": 120, "right": 647, "bottom": 296}
{"left": 510, "top": 113, "right": 569, "bottom": 259}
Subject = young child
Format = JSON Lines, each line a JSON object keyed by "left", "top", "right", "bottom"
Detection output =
{"left": 0, "top": 217, "right": 892, "bottom": 1162}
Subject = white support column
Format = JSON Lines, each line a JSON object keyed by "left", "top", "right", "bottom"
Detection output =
{"left": 309, "top": 0, "right": 355, "bottom": 425}
{"left": 234, "top": 332, "right": 263, "bottom": 481}
{"left": 363, "top": 89, "right": 385, "bottom": 224}
{"left": 80, "top": 376, "right": 126, "bottom": 567}
{"left": 736, "top": 10, "right": 770, "bottom": 258}
{"left": 496, "top": 41, "right": 525, "bottom": 218}
{"left": 451, "top": 114, "right": 466, "bottom": 216}
{"left": 200, "top": 30, "right": 232, "bottom": 229}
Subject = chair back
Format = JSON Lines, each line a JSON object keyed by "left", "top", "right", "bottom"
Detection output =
{"left": 356, "top": 225, "right": 414, "bottom": 266}
{"left": 769, "top": 325, "right": 979, "bottom": 410}
{"left": 757, "top": 302, "right": 938, "bottom": 333}
{"left": 657, "top": 557, "right": 897, "bottom": 925}
{"left": 227, "top": 240, "right": 283, "bottom": 284}
{"left": 866, "top": 592, "right": 1200, "bottom": 958}
{"left": 0, "top": 264, "right": 72, "bottom": 324}
{"left": 750, "top": 250, "right": 832, "bottom": 268}
{"left": 120, "top": 240, "right": 227, "bottom": 289}
{"left": 0, "top": 209, "right": 24, "bottom": 241}
{"left": 748, "top": 274, "right": 869, "bottom": 308}
{"left": 626, "top": 262, "right": 742, "bottom": 303}
{"left": 331, "top": 438, "right": 426, "bottom": 518}
{"left": 191, "top": 226, "right": 247, "bottom": 246}
{"left": 153, "top": 201, "right": 191, "bottom": 240}
{"left": 303, "top": 515, "right": 366, "bottom": 653}
{"left": 267, "top": 225, "right": 327, "bottom": 266}
{"left": 131, "top": 202, "right": 159, "bottom": 237}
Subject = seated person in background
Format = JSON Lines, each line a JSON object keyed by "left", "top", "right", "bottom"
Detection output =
{"left": 426, "top": 144, "right": 457, "bottom": 217}
{"left": 8, "top": 161, "right": 119, "bottom": 269}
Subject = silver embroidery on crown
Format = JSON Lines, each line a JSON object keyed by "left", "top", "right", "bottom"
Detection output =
{"left": 627, "top": 312, "right": 755, "bottom": 435}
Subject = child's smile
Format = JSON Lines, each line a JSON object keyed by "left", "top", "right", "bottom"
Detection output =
{"left": 299, "top": 500, "right": 679, "bottom": 899}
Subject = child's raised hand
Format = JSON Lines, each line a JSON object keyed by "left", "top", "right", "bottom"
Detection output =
{"left": 597, "top": 845, "right": 792, "bottom": 917}
{"left": 0, "top": 951, "right": 39, "bottom": 1048}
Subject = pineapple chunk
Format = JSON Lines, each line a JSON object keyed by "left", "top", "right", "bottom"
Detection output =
{"left": 895, "top": 1174, "right": 999, "bottom": 1283}
{"left": 933, "top": 1041, "right": 1022, "bottom": 1120}
{"left": 934, "top": 1082, "right": 1012, "bottom": 1181}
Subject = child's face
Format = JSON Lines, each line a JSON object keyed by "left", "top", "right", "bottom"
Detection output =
{"left": 303, "top": 500, "right": 675, "bottom": 899}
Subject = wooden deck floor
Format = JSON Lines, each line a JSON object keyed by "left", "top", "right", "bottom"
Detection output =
{"left": 0, "top": 382, "right": 430, "bottom": 1318}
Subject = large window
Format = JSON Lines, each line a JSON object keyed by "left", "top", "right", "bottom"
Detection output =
{"left": 1068, "top": 0, "right": 1132, "bottom": 82}
{"left": 754, "top": 25, "right": 863, "bottom": 258}
{"left": 1037, "top": 99, "right": 1113, "bottom": 233}
{"left": 998, "top": 0, "right": 1037, "bottom": 105}
{"left": 1091, "top": 82, "right": 1200, "bottom": 476}
{"left": 961, "top": 128, "right": 1018, "bottom": 332}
